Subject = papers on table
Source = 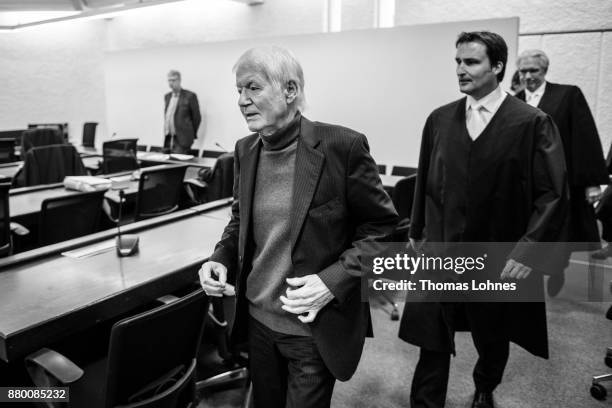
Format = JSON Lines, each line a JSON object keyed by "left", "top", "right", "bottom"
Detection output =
{"left": 64, "top": 176, "right": 111, "bottom": 192}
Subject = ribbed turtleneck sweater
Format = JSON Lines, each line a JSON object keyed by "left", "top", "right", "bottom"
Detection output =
{"left": 246, "top": 112, "right": 311, "bottom": 336}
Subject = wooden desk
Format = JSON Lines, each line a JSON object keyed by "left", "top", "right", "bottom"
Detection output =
{"left": 0, "top": 162, "right": 21, "bottom": 180}
{"left": 10, "top": 186, "right": 83, "bottom": 219}
{"left": 83, "top": 152, "right": 214, "bottom": 173}
{"left": 9, "top": 181, "right": 141, "bottom": 220}
{"left": 137, "top": 152, "right": 216, "bottom": 169}
{"left": 0, "top": 155, "right": 101, "bottom": 181}
{"left": 8, "top": 164, "right": 174, "bottom": 219}
{"left": 75, "top": 146, "right": 101, "bottom": 157}
{"left": 0, "top": 202, "right": 231, "bottom": 362}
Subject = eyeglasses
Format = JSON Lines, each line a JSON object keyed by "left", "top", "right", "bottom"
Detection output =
{"left": 518, "top": 68, "right": 542, "bottom": 75}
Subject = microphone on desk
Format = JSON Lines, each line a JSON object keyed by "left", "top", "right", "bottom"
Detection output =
{"left": 116, "top": 189, "right": 139, "bottom": 257}
{"left": 214, "top": 142, "right": 228, "bottom": 152}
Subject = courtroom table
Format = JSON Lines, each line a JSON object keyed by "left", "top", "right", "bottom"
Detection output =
{"left": 83, "top": 152, "right": 215, "bottom": 174}
{"left": 0, "top": 161, "right": 21, "bottom": 180}
{"left": 75, "top": 145, "right": 101, "bottom": 157}
{"left": 8, "top": 164, "right": 176, "bottom": 220}
{"left": 0, "top": 156, "right": 102, "bottom": 181}
{"left": 137, "top": 152, "right": 216, "bottom": 169}
{"left": 0, "top": 199, "right": 231, "bottom": 363}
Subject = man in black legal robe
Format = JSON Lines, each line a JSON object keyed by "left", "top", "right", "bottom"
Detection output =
{"left": 399, "top": 32, "right": 568, "bottom": 408}
{"left": 515, "top": 50, "right": 608, "bottom": 294}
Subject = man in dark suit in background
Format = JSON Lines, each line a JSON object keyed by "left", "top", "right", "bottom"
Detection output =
{"left": 164, "top": 69, "right": 202, "bottom": 154}
{"left": 515, "top": 50, "right": 609, "bottom": 295}
{"left": 400, "top": 32, "right": 568, "bottom": 408}
{"left": 199, "top": 46, "right": 397, "bottom": 408}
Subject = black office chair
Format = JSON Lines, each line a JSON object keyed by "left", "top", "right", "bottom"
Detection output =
{"left": 25, "top": 289, "right": 209, "bottom": 408}
{"left": 184, "top": 153, "right": 234, "bottom": 205}
{"left": 377, "top": 164, "right": 387, "bottom": 175}
{"left": 391, "top": 166, "right": 417, "bottom": 177}
{"left": 39, "top": 190, "right": 106, "bottom": 246}
{"left": 374, "top": 174, "right": 417, "bottom": 320}
{"left": 0, "top": 139, "right": 16, "bottom": 163}
{"left": 392, "top": 174, "right": 417, "bottom": 223}
{"left": 21, "top": 128, "right": 65, "bottom": 153}
{"left": 82, "top": 122, "right": 98, "bottom": 148}
{"left": 591, "top": 282, "right": 612, "bottom": 400}
{"left": 188, "top": 149, "right": 199, "bottom": 157}
{"left": 101, "top": 138, "right": 139, "bottom": 174}
{"left": 12, "top": 144, "right": 87, "bottom": 187}
{"left": 149, "top": 145, "right": 164, "bottom": 153}
{"left": 137, "top": 145, "right": 148, "bottom": 152}
{"left": 201, "top": 150, "right": 224, "bottom": 159}
{"left": 135, "top": 165, "right": 188, "bottom": 220}
{"left": 196, "top": 292, "right": 251, "bottom": 407}
{"left": 0, "top": 183, "right": 29, "bottom": 257}
{"left": 0, "top": 183, "right": 10, "bottom": 257}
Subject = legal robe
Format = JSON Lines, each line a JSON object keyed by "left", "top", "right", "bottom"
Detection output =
{"left": 399, "top": 96, "right": 568, "bottom": 357}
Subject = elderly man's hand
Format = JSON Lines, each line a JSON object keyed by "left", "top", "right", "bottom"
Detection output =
{"left": 280, "top": 275, "right": 334, "bottom": 323}
{"left": 500, "top": 259, "right": 532, "bottom": 280}
{"left": 198, "top": 261, "right": 227, "bottom": 297}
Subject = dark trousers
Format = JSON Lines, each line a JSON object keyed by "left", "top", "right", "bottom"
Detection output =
{"left": 163, "top": 134, "right": 190, "bottom": 154}
{"left": 410, "top": 339, "right": 509, "bottom": 408}
{"left": 597, "top": 186, "right": 612, "bottom": 242}
{"left": 248, "top": 317, "right": 335, "bottom": 408}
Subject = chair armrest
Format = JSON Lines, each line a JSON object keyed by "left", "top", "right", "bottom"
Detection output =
{"left": 184, "top": 178, "right": 208, "bottom": 189}
{"left": 10, "top": 222, "right": 30, "bottom": 236}
{"left": 25, "top": 348, "right": 84, "bottom": 386}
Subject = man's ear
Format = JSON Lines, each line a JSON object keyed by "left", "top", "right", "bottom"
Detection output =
{"left": 284, "top": 80, "right": 298, "bottom": 104}
{"left": 492, "top": 61, "right": 504, "bottom": 77}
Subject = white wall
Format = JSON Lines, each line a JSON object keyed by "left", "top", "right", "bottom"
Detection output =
{"left": 0, "top": 19, "right": 108, "bottom": 144}
{"left": 396, "top": 0, "right": 612, "bottom": 152}
{"left": 0, "top": 0, "right": 610, "bottom": 161}
{"left": 104, "top": 18, "right": 518, "bottom": 166}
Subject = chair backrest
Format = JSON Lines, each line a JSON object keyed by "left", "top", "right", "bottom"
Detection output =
{"left": 392, "top": 174, "right": 417, "bottom": 220}
{"left": 137, "top": 145, "right": 148, "bottom": 152}
{"left": 39, "top": 190, "right": 106, "bottom": 246}
{"left": 18, "top": 144, "right": 87, "bottom": 187}
{"left": 201, "top": 150, "right": 224, "bottom": 159}
{"left": 377, "top": 164, "right": 387, "bottom": 175}
{"left": 102, "top": 138, "right": 139, "bottom": 174}
{"left": 82, "top": 122, "right": 98, "bottom": 148}
{"left": 0, "top": 183, "right": 11, "bottom": 257}
{"left": 21, "top": 128, "right": 65, "bottom": 153}
{"left": 104, "top": 290, "right": 208, "bottom": 408}
{"left": 188, "top": 149, "right": 199, "bottom": 157}
{"left": 149, "top": 146, "right": 163, "bottom": 153}
{"left": 205, "top": 153, "right": 234, "bottom": 202}
{"left": 391, "top": 166, "right": 417, "bottom": 177}
{"left": 0, "top": 139, "right": 16, "bottom": 163}
{"left": 135, "top": 165, "right": 187, "bottom": 220}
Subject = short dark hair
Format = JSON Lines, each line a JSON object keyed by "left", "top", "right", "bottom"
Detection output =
{"left": 456, "top": 31, "right": 508, "bottom": 82}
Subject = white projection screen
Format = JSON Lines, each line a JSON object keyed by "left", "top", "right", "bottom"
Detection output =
{"left": 104, "top": 17, "right": 518, "bottom": 167}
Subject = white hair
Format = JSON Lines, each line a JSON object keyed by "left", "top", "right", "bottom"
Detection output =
{"left": 517, "top": 49, "right": 549, "bottom": 73}
{"left": 233, "top": 46, "right": 306, "bottom": 111}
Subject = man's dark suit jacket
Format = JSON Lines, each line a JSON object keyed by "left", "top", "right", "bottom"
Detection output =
{"left": 516, "top": 82, "right": 608, "bottom": 243}
{"left": 164, "top": 89, "right": 202, "bottom": 150}
{"left": 209, "top": 116, "right": 398, "bottom": 381}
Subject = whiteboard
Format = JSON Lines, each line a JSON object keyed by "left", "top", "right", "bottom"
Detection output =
{"left": 104, "top": 17, "right": 518, "bottom": 167}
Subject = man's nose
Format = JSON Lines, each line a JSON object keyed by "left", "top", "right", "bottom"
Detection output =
{"left": 238, "top": 90, "right": 249, "bottom": 106}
